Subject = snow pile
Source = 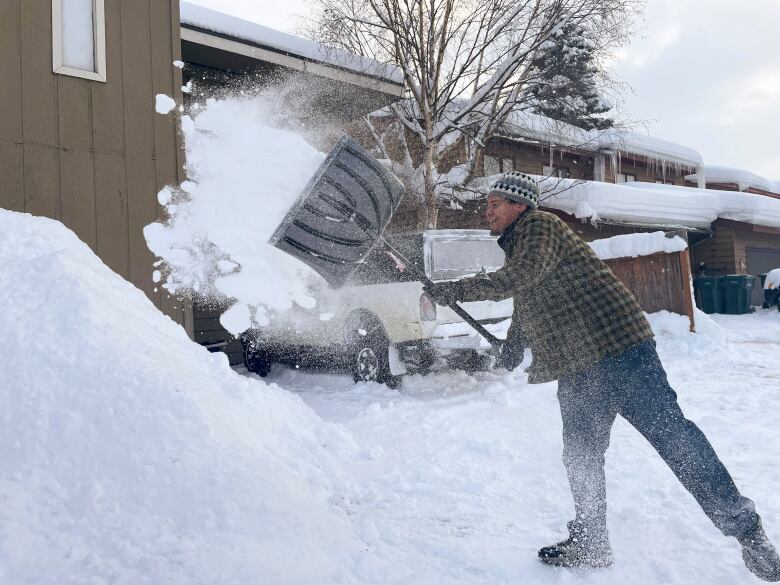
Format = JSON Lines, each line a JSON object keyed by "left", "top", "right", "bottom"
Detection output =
{"left": 180, "top": 2, "right": 402, "bottom": 84}
{"left": 589, "top": 231, "right": 687, "bottom": 261}
{"left": 0, "top": 210, "right": 365, "bottom": 584}
{"left": 686, "top": 165, "right": 780, "bottom": 195}
{"left": 538, "top": 176, "right": 780, "bottom": 229}
{"left": 274, "top": 309, "right": 780, "bottom": 585}
{"left": 144, "top": 94, "right": 327, "bottom": 334}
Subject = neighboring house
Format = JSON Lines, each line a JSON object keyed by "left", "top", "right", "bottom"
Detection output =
{"left": 675, "top": 167, "right": 780, "bottom": 282}
{"left": 0, "top": 0, "right": 188, "bottom": 328}
{"left": 486, "top": 111, "right": 704, "bottom": 187}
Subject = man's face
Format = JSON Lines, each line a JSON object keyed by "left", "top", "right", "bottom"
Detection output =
{"left": 485, "top": 194, "right": 528, "bottom": 235}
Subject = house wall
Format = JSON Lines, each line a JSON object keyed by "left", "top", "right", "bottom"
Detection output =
{"left": 485, "top": 139, "right": 595, "bottom": 180}
{"left": 0, "top": 0, "right": 188, "bottom": 328}
{"left": 731, "top": 223, "right": 780, "bottom": 275}
{"left": 691, "top": 219, "right": 780, "bottom": 277}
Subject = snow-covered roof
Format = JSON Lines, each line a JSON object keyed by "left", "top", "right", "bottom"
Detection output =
{"left": 501, "top": 111, "right": 594, "bottom": 150}
{"left": 502, "top": 111, "right": 703, "bottom": 168}
{"left": 597, "top": 129, "right": 703, "bottom": 168}
{"left": 179, "top": 2, "right": 403, "bottom": 85}
{"left": 537, "top": 177, "right": 780, "bottom": 230}
{"left": 684, "top": 165, "right": 780, "bottom": 195}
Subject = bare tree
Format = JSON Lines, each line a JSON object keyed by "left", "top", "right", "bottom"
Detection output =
{"left": 304, "top": 0, "right": 638, "bottom": 229}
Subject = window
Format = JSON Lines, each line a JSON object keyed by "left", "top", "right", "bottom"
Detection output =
{"left": 543, "top": 165, "right": 570, "bottom": 179}
{"left": 52, "top": 0, "right": 106, "bottom": 82}
{"left": 615, "top": 173, "right": 636, "bottom": 183}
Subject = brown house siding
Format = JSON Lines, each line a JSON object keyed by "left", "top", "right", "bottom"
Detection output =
{"left": 486, "top": 139, "right": 595, "bottom": 180}
{"left": 728, "top": 223, "right": 780, "bottom": 275}
{"left": 0, "top": 0, "right": 187, "bottom": 328}
{"left": 689, "top": 219, "right": 780, "bottom": 276}
{"left": 690, "top": 226, "right": 736, "bottom": 275}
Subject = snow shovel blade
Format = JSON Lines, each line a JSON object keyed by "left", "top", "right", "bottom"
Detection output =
{"left": 270, "top": 136, "right": 405, "bottom": 288}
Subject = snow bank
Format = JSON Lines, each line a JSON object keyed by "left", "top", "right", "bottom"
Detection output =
{"left": 180, "top": 2, "right": 402, "bottom": 84}
{"left": 144, "top": 94, "right": 327, "bottom": 334}
{"left": 686, "top": 165, "right": 780, "bottom": 195}
{"left": 538, "top": 176, "right": 780, "bottom": 230}
{"left": 0, "top": 210, "right": 364, "bottom": 584}
{"left": 589, "top": 231, "right": 687, "bottom": 261}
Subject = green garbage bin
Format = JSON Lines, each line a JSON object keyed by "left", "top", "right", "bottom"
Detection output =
{"left": 694, "top": 276, "right": 723, "bottom": 314}
{"left": 719, "top": 275, "right": 755, "bottom": 314}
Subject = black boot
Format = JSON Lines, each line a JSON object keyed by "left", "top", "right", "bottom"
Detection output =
{"left": 538, "top": 520, "right": 613, "bottom": 568}
{"left": 738, "top": 520, "right": 780, "bottom": 582}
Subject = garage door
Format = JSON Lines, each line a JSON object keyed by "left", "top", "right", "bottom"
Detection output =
{"left": 747, "top": 248, "right": 780, "bottom": 305}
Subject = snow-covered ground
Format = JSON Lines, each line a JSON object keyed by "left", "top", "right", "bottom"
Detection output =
{"left": 4, "top": 188, "right": 780, "bottom": 583}
{"left": 248, "top": 309, "right": 780, "bottom": 584}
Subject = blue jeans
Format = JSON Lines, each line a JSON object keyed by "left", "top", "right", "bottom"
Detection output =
{"left": 557, "top": 340, "right": 758, "bottom": 538}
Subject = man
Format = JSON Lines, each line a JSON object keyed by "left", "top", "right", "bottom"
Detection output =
{"left": 424, "top": 171, "right": 780, "bottom": 581}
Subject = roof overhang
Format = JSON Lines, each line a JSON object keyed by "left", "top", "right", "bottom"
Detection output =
{"left": 180, "top": 25, "right": 404, "bottom": 119}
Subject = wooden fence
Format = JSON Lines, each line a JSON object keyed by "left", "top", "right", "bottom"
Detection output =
{"left": 604, "top": 249, "right": 696, "bottom": 331}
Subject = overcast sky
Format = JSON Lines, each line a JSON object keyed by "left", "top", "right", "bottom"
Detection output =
{"left": 186, "top": 0, "right": 780, "bottom": 178}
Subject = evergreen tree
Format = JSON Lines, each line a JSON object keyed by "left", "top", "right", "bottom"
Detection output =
{"left": 530, "top": 22, "right": 614, "bottom": 130}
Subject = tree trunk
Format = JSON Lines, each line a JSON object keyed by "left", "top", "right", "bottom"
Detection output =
{"left": 418, "top": 140, "right": 439, "bottom": 231}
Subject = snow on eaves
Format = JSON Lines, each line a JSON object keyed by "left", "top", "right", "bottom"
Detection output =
{"left": 598, "top": 128, "right": 703, "bottom": 168}
{"left": 179, "top": 2, "right": 402, "bottom": 85}
{"left": 502, "top": 111, "right": 704, "bottom": 169}
{"left": 685, "top": 165, "right": 780, "bottom": 195}
{"left": 368, "top": 101, "right": 702, "bottom": 169}
{"left": 537, "top": 176, "right": 780, "bottom": 230}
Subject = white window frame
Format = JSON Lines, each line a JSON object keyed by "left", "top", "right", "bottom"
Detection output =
{"left": 52, "top": 0, "right": 107, "bottom": 82}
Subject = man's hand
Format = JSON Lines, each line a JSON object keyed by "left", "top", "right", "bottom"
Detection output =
{"left": 496, "top": 341, "right": 524, "bottom": 371}
{"left": 423, "top": 281, "right": 464, "bottom": 306}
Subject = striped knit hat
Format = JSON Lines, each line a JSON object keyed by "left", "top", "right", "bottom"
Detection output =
{"left": 488, "top": 171, "right": 539, "bottom": 209}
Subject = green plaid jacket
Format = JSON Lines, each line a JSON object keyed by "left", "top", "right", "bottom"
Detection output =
{"left": 460, "top": 209, "right": 653, "bottom": 383}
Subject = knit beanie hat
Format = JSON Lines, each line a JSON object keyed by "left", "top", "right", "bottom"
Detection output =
{"left": 488, "top": 171, "right": 539, "bottom": 209}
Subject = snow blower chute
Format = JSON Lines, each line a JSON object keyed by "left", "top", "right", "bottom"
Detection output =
{"left": 269, "top": 135, "right": 503, "bottom": 353}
